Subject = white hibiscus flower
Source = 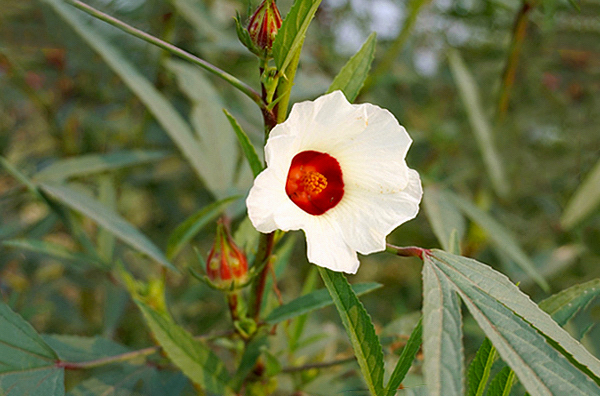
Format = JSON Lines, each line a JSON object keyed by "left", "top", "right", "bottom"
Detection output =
{"left": 246, "top": 91, "right": 423, "bottom": 274}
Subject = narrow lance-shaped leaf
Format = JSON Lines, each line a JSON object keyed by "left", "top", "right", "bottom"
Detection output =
{"left": 467, "top": 338, "right": 496, "bottom": 396}
{"left": 486, "top": 367, "right": 515, "bottom": 396}
{"left": 385, "top": 317, "right": 423, "bottom": 396}
{"left": 33, "top": 150, "right": 168, "bottom": 182}
{"left": 135, "top": 299, "right": 232, "bottom": 394}
{"left": 40, "top": 183, "right": 175, "bottom": 271}
{"left": 422, "top": 260, "right": 464, "bottom": 396}
{"left": 2, "top": 239, "right": 101, "bottom": 267}
{"left": 272, "top": 0, "right": 322, "bottom": 72}
{"left": 42, "top": 0, "right": 210, "bottom": 186}
{"left": 538, "top": 278, "right": 600, "bottom": 327}
{"left": 479, "top": 278, "right": 600, "bottom": 396}
{"left": 318, "top": 267, "right": 385, "bottom": 395}
{"left": 223, "top": 109, "right": 264, "bottom": 177}
{"left": 426, "top": 250, "right": 600, "bottom": 395}
{"left": 166, "top": 196, "right": 240, "bottom": 260}
{"left": 447, "top": 191, "right": 549, "bottom": 291}
{"left": 561, "top": 157, "right": 600, "bottom": 229}
{"left": 423, "top": 186, "right": 466, "bottom": 253}
{"left": 327, "top": 32, "right": 377, "bottom": 102}
{"left": 0, "top": 302, "right": 64, "bottom": 396}
{"left": 264, "top": 282, "right": 382, "bottom": 324}
{"left": 447, "top": 48, "right": 509, "bottom": 198}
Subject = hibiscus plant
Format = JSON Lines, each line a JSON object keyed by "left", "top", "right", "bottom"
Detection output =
{"left": 1, "top": 0, "right": 599, "bottom": 395}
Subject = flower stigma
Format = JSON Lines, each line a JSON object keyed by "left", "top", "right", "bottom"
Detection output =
{"left": 285, "top": 150, "right": 344, "bottom": 216}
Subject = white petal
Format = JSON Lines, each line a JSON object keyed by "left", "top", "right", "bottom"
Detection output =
{"left": 246, "top": 168, "right": 288, "bottom": 233}
{"left": 333, "top": 169, "right": 423, "bottom": 254}
{"left": 303, "top": 215, "right": 360, "bottom": 274}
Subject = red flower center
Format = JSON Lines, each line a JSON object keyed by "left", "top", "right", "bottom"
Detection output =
{"left": 285, "top": 151, "right": 344, "bottom": 215}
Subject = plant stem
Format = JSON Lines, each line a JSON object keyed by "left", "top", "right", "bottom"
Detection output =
{"left": 497, "top": 0, "right": 534, "bottom": 120}
{"left": 54, "top": 329, "right": 235, "bottom": 370}
{"left": 248, "top": 232, "right": 275, "bottom": 320}
{"left": 281, "top": 356, "right": 356, "bottom": 373}
{"left": 385, "top": 244, "right": 429, "bottom": 260}
{"left": 63, "top": 0, "right": 270, "bottom": 115}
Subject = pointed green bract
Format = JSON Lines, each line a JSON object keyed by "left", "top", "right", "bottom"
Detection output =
{"left": 318, "top": 267, "right": 385, "bottom": 396}
{"left": 447, "top": 191, "right": 549, "bottom": 291}
{"left": 264, "top": 282, "right": 382, "bottom": 324}
{"left": 33, "top": 150, "right": 167, "bottom": 182}
{"left": 426, "top": 250, "right": 600, "bottom": 395}
{"left": 385, "top": 317, "right": 423, "bottom": 396}
{"left": 0, "top": 302, "right": 64, "bottom": 395}
{"left": 422, "top": 260, "right": 464, "bottom": 396}
{"left": 166, "top": 196, "right": 240, "bottom": 260}
{"left": 223, "top": 109, "right": 264, "bottom": 178}
{"left": 40, "top": 183, "right": 175, "bottom": 271}
{"left": 272, "top": 0, "right": 322, "bottom": 72}
{"left": 135, "top": 300, "right": 232, "bottom": 395}
{"left": 467, "top": 338, "right": 496, "bottom": 396}
{"left": 327, "top": 32, "right": 377, "bottom": 102}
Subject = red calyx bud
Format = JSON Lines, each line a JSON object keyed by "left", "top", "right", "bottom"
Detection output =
{"left": 247, "top": 0, "right": 282, "bottom": 56}
{"left": 206, "top": 220, "right": 248, "bottom": 289}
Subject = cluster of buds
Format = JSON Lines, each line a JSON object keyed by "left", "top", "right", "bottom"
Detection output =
{"left": 205, "top": 219, "right": 248, "bottom": 290}
{"left": 236, "top": 0, "right": 282, "bottom": 58}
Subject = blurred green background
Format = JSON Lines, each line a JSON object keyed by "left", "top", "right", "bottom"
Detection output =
{"left": 1, "top": 0, "right": 599, "bottom": 392}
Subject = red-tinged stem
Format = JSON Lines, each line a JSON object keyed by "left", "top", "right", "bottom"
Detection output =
{"left": 386, "top": 244, "right": 430, "bottom": 260}
{"left": 248, "top": 232, "right": 275, "bottom": 320}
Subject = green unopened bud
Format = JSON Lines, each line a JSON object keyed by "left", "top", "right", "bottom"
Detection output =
{"left": 206, "top": 220, "right": 248, "bottom": 289}
{"left": 247, "top": 0, "right": 282, "bottom": 56}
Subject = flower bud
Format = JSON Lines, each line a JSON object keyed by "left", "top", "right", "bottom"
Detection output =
{"left": 247, "top": 0, "right": 282, "bottom": 56}
{"left": 206, "top": 220, "right": 248, "bottom": 289}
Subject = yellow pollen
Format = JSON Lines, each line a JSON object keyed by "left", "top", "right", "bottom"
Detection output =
{"left": 303, "top": 171, "right": 327, "bottom": 194}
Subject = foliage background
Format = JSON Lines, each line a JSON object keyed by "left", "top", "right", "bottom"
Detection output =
{"left": 1, "top": 0, "right": 599, "bottom": 393}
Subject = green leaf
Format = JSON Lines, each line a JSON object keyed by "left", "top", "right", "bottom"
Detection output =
{"left": 426, "top": 249, "right": 600, "bottom": 395}
{"left": 422, "top": 259, "right": 464, "bottom": 396}
{"left": 40, "top": 183, "right": 175, "bottom": 271}
{"left": 272, "top": 0, "right": 323, "bottom": 72}
{"left": 223, "top": 109, "right": 264, "bottom": 178}
{"left": 42, "top": 0, "right": 210, "bottom": 188}
{"left": 2, "top": 238, "right": 101, "bottom": 267}
{"left": 423, "top": 186, "right": 466, "bottom": 253}
{"left": 486, "top": 367, "right": 515, "bottom": 396}
{"left": 385, "top": 317, "right": 423, "bottom": 396}
{"left": 33, "top": 150, "right": 168, "bottom": 182}
{"left": 467, "top": 338, "right": 496, "bottom": 396}
{"left": 0, "top": 156, "right": 40, "bottom": 196}
{"left": 447, "top": 49, "right": 509, "bottom": 198}
{"left": 264, "top": 282, "right": 382, "bottom": 324}
{"left": 134, "top": 300, "right": 232, "bottom": 395}
{"left": 447, "top": 191, "right": 549, "bottom": 292}
{"left": 327, "top": 32, "right": 377, "bottom": 102}
{"left": 561, "top": 157, "right": 600, "bottom": 229}
{"left": 165, "top": 59, "right": 248, "bottom": 198}
{"left": 318, "top": 267, "right": 384, "bottom": 395}
{"left": 166, "top": 196, "right": 240, "bottom": 260}
{"left": 231, "top": 336, "right": 267, "bottom": 391}
{"left": 0, "top": 302, "right": 64, "bottom": 396}
{"left": 539, "top": 278, "right": 600, "bottom": 327}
